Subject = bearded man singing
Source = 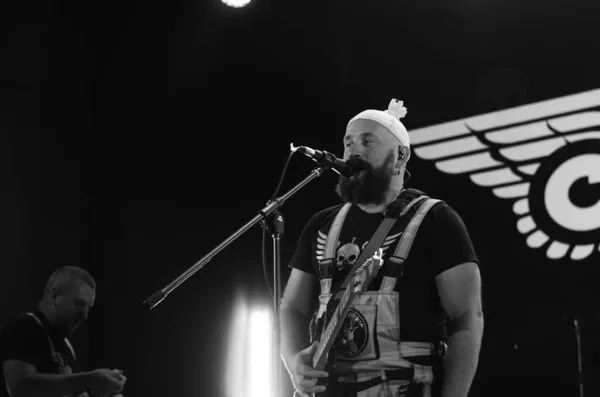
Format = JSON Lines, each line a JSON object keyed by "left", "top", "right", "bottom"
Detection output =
{"left": 280, "top": 99, "right": 484, "bottom": 397}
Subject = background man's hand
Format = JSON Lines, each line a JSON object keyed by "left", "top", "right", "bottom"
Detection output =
{"left": 89, "top": 368, "right": 126, "bottom": 397}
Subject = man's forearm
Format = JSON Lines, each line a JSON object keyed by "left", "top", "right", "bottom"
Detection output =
{"left": 17, "top": 371, "right": 94, "bottom": 397}
{"left": 440, "top": 317, "right": 483, "bottom": 397}
{"left": 280, "top": 307, "right": 311, "bottom": 368}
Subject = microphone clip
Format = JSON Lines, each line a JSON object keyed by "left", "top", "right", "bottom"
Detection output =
{"left": 291, "top": 143, "right": 358, "bottom": 177}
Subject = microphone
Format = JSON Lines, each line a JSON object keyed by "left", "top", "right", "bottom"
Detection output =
{"left": 291, "top": 143, "right": 362, "bottom": 177}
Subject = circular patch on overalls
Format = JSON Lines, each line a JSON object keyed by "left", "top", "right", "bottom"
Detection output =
{"left": 338, "top": 308, "right": 368, "bottom": 358}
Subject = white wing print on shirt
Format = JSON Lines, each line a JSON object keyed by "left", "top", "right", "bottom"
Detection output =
{"left": 316, "top": 230, "right": 334, "bottom": 261}
{"left": 366, "top": 232, "right": 403, "bottom": 261}
{"left": 409, "top": 89, "right": 600, "bottom": 261}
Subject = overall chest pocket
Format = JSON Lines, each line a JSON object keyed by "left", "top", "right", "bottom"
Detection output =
{"left": 336, "top": 291, "right": 399, "bottom": 362}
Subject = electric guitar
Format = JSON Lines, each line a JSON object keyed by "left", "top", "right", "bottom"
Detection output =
{"left": 310, "top": 249, "right": 384, "bottom": 397}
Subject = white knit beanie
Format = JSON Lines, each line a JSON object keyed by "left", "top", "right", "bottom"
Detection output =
{"left": 347, "top": 99, "right": 410, "bottom": 149}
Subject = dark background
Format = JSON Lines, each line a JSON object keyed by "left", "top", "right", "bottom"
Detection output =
{"left": 1, "top": 0, "right": 599, "bottom": 396}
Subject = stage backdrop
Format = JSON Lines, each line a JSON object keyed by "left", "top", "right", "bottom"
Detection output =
{"left": 1, "top": 0, "right": 599, "bottom": 397}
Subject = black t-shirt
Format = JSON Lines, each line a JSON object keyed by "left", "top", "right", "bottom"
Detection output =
{"left": 289, "top": 198, "right": 479, "bottom": 343}
{"left": 0, "top": 310, "right": 84, "bottom": 397}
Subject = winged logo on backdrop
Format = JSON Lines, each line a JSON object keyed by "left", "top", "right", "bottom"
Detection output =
{"left": 409, "top": 88, "right": 600, "bottom": 261}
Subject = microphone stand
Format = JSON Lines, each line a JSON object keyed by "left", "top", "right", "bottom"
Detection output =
{"left": 263, "top": 210, "right": 284, "bottom": 397}
{"left": 573, "top": 317, "right": 584, "bottom": 397}
{"left": 143, "top": 165, "right": 331, "bottom": 397}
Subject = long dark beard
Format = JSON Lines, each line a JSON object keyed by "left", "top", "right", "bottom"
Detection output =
{"left": 335, "top": 151, "right": 395, "bottom": 205}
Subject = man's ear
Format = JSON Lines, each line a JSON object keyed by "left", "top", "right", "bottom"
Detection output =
{"left": 397, "top": 145, "right": 409, "bottom": 165}
{"left": 49, "top": 287, "right": 61, "bottom": 302}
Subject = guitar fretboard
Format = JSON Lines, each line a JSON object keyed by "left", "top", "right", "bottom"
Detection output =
{"left": 312, "top": 284, "right": 355, "bottom": 369}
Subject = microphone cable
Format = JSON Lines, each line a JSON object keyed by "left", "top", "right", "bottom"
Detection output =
{"left": 261, "top": 148, "right": 296, "bottom": 301}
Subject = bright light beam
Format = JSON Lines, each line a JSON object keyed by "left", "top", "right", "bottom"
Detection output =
{"left": 221, "top": 0, "right": 252, "bottom": 8}
{"left": 226, "top": 300, "right": 273, "bottom": 397}
{"left": 226, "top": 300, "right": 249, "bottom": 397}
{"left": 248, "top": 309, "right": 273, "bottom": 397}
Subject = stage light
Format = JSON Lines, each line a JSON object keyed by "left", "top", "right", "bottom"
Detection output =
{"left": 248, "top": 309, "right": 273, "bottom": 397}
{"left": 221, "top": 0, "right": 252, "bottom": 8}
{"left": 226, "top": 299, "right": 274, "bottom": 397}
{"left": 226, "top": 300, "right": 249, "bottom": 397}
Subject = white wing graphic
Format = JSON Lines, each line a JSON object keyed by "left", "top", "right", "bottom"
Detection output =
{"left": 316, "top": 230, "right": 327, "bottom": 261}
{"left": 410, "top": 89, "right": 600, "bottom": 261}
{"left": 380, "top": 232, "right": 402, "bottom": 260}
{"left": 357, "top": 232, "right": 403, "bottom": 262}
{"left": 315, "top": 230, "right": 341, "bottom": 261}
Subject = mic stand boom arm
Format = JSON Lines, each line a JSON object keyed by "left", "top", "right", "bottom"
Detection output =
{"left": 143, "top": 165, "right": 329, "bottom": 308}
{"left": 142, "top": 165, "right": 330, "bottom": 397}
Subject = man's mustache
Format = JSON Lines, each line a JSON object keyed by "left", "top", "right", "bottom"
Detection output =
{"left": 346, "top": 158, "right": 371, "bottom": 171}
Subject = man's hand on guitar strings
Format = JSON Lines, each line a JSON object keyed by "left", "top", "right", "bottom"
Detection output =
{"left": 291, "top": 341, "right": 328, "bottom": 396}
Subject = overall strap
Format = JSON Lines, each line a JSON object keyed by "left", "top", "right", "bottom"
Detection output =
{"left": 339, "top": 195, "right": 428, "bottom": 291}
{"left": 396, "top": 188, "right": 426, "bottom": 203}
{"left": 380, "top": 198, "right": 442, "bottom": 291}
{"left": 317, "top": 203, "right": 352, "bottom": 296}
{"left": 324, "top": 204, "right": 352, "bottom": 261}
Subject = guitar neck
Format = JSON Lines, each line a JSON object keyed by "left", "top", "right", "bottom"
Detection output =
{"left": 312, "top": 288, "right": 355, "bottom": 369}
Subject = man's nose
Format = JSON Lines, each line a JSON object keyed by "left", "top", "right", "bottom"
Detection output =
{"left": 345, "top": 143, "right": 363, "bottom": 158}
{"left": 346, "top": 150, "right": 365, "bottom": 162}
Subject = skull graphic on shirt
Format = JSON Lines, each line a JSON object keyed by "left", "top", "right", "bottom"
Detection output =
{"left": 316, "top": 230, "right": 403, "bottom": 271}
{"left": 336, "top": 237, "right": 360, "bottom": 270}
